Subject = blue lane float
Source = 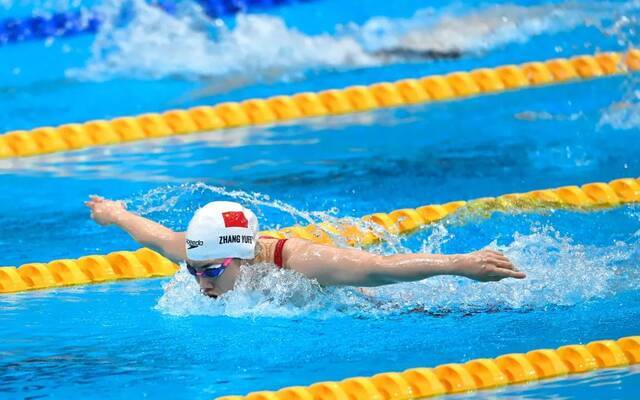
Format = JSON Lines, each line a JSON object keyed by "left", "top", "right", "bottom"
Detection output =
{"left": 0, "top": 0, "right": 312, "bottom": 45}
{"left": 0, "top": 10, "right": 98, "bottom": 43}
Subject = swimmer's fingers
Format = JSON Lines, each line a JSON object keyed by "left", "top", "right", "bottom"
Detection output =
{"left": 484, "top": 249, "right": 508, "bottom": 259}
{"left": 86, "top": 196, "right": 125, "bottom": 210}
{"left": 477, "top": 261, "right": 525, "bottom": 281}
{"left": 481, "top": 249, "right": 512, "bottom": 263}
{"left": 502, "top": 269, "right": 526, "bottom": 279}
{"left": 488, "top": 266, "right": 526, "bottom": 280}
{"left": 486, "top": 256, "right": 517, "bottom": 271}
{"left": 484, "top": 249, "right": 503, "bottom": 255}
{"left": 482, "top": 250, "right": 519, "bottom": 268}
{"left": 86, "top": 196, "right": 100, "bottom": 208}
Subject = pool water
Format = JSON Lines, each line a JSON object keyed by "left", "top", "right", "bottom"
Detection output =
{"left": 1, "top": 0, "right": 640, "bottom": 399}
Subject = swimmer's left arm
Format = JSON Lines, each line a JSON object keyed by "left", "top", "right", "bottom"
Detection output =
{"left": 284, "top": 240, "right": 525, "bottom": 286}
{"left": 84, "top": 196, "right": 187, "bottom": 262}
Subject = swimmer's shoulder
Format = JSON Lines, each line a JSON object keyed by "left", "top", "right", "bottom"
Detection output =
{"left": 253, "top": 237, "right": 321, "bottom": 265}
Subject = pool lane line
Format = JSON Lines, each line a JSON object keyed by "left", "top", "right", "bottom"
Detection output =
{"left": 260, "top": 177, "right": 640, "bottom": 247}
{"left": 0, "top": 248, "right": 181, "bottom": 294}
{"left": 0, "top": 0, "right": 313, "bottom": 46}
{"left": 1, "top": 9, "right": 101, "bottom": 44}
{"left": 214, "top": 335, "right": 640, "bottom": 400}
{"left": 0, "top": 49, "right": 637, "bottom": 159}
{"left": 1, "top": 177, "right": 638, "bottom": 294}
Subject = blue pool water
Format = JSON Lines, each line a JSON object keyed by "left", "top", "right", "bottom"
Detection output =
{"left": 1, "top": 0, "right": 640, "bottom": 399}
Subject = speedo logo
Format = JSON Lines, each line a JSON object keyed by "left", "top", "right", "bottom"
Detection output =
{"left": 186, "top": 239, "right": 204, "bottom": 249}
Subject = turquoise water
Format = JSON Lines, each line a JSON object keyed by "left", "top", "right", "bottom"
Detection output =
{"left": 1, "top": 0, "right": 640, "bottom": 399}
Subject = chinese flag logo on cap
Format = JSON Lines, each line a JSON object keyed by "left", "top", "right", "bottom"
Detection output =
{"left": 222, "top": 211, "right": 249, "bottom": 228}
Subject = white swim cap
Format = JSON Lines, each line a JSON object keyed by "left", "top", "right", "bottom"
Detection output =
{"left": 185, "top": 201, "right": 259, "bottom": 261}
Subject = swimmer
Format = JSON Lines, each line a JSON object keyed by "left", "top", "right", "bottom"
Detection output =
{"left": 85, "top": 196, "right": 525, "bottom": 298}
{"left": 184, "top": 47, "right": 462, "bottom": 101}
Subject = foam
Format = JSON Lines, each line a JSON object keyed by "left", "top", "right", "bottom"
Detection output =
{"left": 150, "top": 182, "right": 640, "bottom": 319}
{"left": 599, "top": 99, "right": 640, "bottom": 130}
{"left": 67, "top": 0, "right": 629, "bottom": 84}
{"left": 155, "top": 222, "right": 639, "bottom": 318}
{"left": 351, "top": 2, "right": 607, "bottom": 54}
{"left": 595, "top": 2, "right": 640, "bottom": 130}
{"left": 129, "top": 182, "right": 340, "bottom": 228}
{"left": 67, "top": 0, "right": 374, "bottom": 82}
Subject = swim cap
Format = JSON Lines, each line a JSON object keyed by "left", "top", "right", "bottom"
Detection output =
{"left": 185, "top": 201, "right": 259, "bottom": 261}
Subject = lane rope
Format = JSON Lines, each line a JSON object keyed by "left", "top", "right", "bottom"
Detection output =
{"left": 214, "top": 335, "right": 640, "bottom": 400}
{"left": 1, "top": 49, "right": 637, "bottom": 159}
{"left": 1, "top": 177, "right": 638, "bottom": 294}
{"left": 0, "top": 0, "right": 310, "bottom": 45}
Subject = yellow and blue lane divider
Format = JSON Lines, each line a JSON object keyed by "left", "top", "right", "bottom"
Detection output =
{"left": 1, "top": 177, "right": 638, "bottom": 294}
{"left": 1, "top": 49, "right": 638, "bottom": 159}
{"left": 215, "top": 336, "right": 640, "bottom": 400}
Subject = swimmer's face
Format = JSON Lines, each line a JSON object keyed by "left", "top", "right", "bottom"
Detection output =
{"left": 186, "top": 258, "right": 239, "bottom": 299}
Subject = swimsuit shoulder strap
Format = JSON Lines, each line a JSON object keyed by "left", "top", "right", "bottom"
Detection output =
{"left": 273, "top": 238, "right": 288, "bottom": 269}
{"left": 259, "top": 236, "right": 288, "bottom": 268}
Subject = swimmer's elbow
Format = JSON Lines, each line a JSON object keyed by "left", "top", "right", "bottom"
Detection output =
{"left": 359, "top": 255, "right": 399, "bottom": 286}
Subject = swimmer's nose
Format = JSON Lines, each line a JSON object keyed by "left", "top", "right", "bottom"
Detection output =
{"left": 195, "top": 276, "right": 213, "bottom": 288}
{"left": 196, "top": 277, "right": 217, "bottom": 298}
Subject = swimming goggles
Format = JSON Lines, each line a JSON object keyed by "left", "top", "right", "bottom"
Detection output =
{"left": 186, "top": 258, "right": 233, "bottom": 278}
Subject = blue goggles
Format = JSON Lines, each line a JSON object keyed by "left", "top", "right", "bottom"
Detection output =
{"left": 186, "top": 258, "right": 233, "bottom": 278}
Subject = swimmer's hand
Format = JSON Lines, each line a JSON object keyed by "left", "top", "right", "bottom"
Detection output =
{"left": 84, "top": 195, "right": 127, "bottom": 226}
{"left": 84, "top": 195, "right": 186, "bottom": 262}
{"left": 453, "top": 249, "right": 525, "bottom": 282}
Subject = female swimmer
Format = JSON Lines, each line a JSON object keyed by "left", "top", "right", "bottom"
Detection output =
{"left": 86, "top": 197, "right": 525, "bottom": 298}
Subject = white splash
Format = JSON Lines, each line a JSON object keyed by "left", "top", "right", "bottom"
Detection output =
{"left": 67, "top": 0, "right": 629, "bottom": 84}
{"left": 127, "top": 182, "right": 340, "bottom": 229}
{"left": 374, "top": 226, "right": 623, "bottom": 312}
{"left": 155, "top": 223, "right": 638, "bottom": 319}
{"left": 594, "top": 4, "right": 640, "bottom": 130}
{"left": 67, "top": 0, "right": 374, "bottom": 82}
{"left": 127, "top": 183, "right": 640, "bottom": 319}
{"left": 156, "top": 263, "right": 374, "bottom": 318}
{"left": 599, "top": 99, "right": 640, "bottom": 130}
{"left": 350, "top": 2, "right": 607, "bottom": 54}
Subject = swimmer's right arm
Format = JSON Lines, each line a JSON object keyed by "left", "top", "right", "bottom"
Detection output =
{"left": 84, "top": 196, "right": 187, "bottom": 263}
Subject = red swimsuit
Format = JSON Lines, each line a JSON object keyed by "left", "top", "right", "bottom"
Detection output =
{"left": 259, "top": 236, "right": 288, "bottom": 268}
